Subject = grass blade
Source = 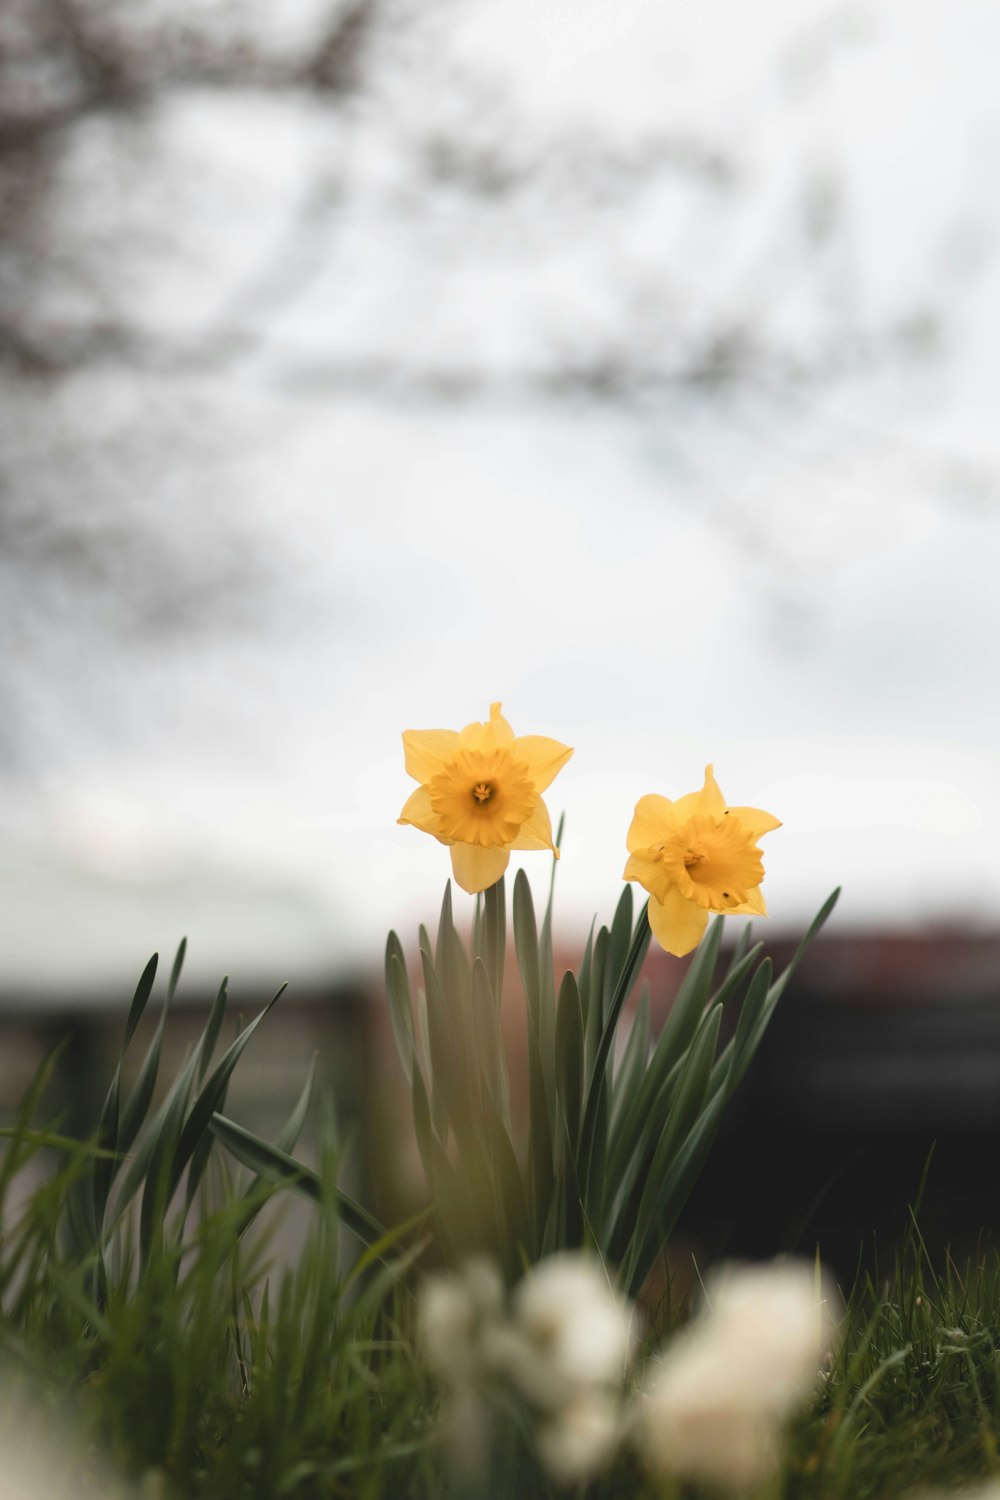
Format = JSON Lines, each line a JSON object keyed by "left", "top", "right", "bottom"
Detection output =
{"left": 169, "top": 983, "right": 287, "bottom": 1200}
{"left": 209, "top": 1113, "right": 386, "bottom": 1248}
{"left": 555, "top": 969, "right": 584, "bottom": 1150}
{"left": 577, "top": 902, "right": 651, "bottom": 1199}
{"left": 385, "top": 934, "right": 415, "bottom": 1084}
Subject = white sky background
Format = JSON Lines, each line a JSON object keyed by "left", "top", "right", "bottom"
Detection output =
{"left": 2, "top": 0, "right": 999, "bottom": 998}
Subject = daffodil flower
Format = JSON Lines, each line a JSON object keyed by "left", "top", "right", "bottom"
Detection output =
{"left": 623, "top": 765, "right": 780, "bottom": 957}
{"left": 398, "top": 702, "right": 573, "bottom": 894}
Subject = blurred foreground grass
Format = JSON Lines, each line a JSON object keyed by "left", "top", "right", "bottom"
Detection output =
{"left": 1, "top": 948, "right": 999, "bottom": 1499}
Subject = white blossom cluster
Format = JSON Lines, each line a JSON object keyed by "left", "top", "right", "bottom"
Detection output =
{"left": 417, "top": 1252, "right": 636, "bottom": 1486}
{"left": 635, "top": 1260, "right": 839, "bottom": 1491}
{"left": 419, "top": 1253, "right": 839, "bottom": 1492}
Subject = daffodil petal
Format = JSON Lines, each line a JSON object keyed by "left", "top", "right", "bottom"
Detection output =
{"left": 459, "top": 719, "right": 497, "bottom": 752}
{"left": 727, "top": 806, "right": 782, "bottom": 839}
{"left": 626, "top": 794, "right": 675, "bottom": 853}
{"left": 511, "top": 735, "right": 573, "bottom": 794}
{"left": 489, "top": 702, "right": 515, "bottom": 744}
{"left": 397, "top": 785, "right": 443, "bottom": 838}
{"left": 509, "top": 799, "right": 555, "bottom": 852}
{"left": 730, "top": 885, "right": 767, "bottom": 917}
{"left": 459, "top": 702, "right": 515, "bottom": 750}
{"left": 450, "top": 843, "right": 510, "bottom": 895}
{"left": 623, "top": 850, "right": 672, "bottom": 903}
{"left": 670, "top": 764, "right": 727, "bottom": 823}
{"left": 402, "top": 728, "right": 461, "bottom": 784}
{"left": 647, "top": 887, "right": 709, "bottom": 957}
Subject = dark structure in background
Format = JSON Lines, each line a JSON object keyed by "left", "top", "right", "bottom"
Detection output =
{"left": 4, "top": 930, "right": 1000, "bottom": 1280}
{"left": 0, "top": 976, "right": 371, "bottom": 1189}
{"left": 675, "top": 933, "right": 1000, "bottom": 1279}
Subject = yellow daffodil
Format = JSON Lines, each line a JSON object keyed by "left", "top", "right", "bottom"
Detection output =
{"left": 623, "top": 766, "right": 780, "bottom": 957}
{"left": 398, "top": 702, "right": 573, "bottom": 894}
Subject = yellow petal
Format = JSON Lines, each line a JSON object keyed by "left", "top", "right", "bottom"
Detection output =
{"left": 727, "top": 805, "right": 782, "bottom": 839}
{"left": 397, "top": 784, "right": 445, "bottom": 838}
{"left": 459, "top": 703, "right": 513, "bottom": 752}
{"left": 670, "top": 764, "right": 727, "bottom": 824}
{"left": 626, "top": 794, "right": 675, "bottom": 853}
{"left": 509, "top": 799, "right": 556, "bottom": 852}
{"left": 623, "top": 850, "right": 672, "bottom": 903}
{"left": 403, "top": 728, "right": 461, "bottom": 784}
{"left": 647, "top": 887, "right": 709, "bottom": 957}
{"left": 730, "top": 884, "right": 767, "bottom": 917}
{"left": 489, "top": 702, "right": 515, "bottom": 744}
{"left": 450, "top": 842, "right": 510, "bottom": 894}
{"left": 512, "top": 735, "right": 573, "bottom": 793}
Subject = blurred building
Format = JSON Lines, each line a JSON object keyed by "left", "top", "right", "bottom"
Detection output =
{"left": 674, "top": 931, "right": 1000, "bottom": 1275}
{"left": 4, "top": 924, "right": 1000, "bottom": 1277}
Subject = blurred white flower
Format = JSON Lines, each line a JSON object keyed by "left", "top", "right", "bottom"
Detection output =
{"left": 0, "top": 1413, "right": 133, "bottom": 1500}
{"left": 635, "top": 1260, "right": 838, "bottom": 1492}
{"left": 706, "top": 1261, "right": 838, "bottom": 1414}
{"left": 416, "top": 1256, "right": 504, "bottom": 1385}
{"left": 485, "top": 1252, "right": 635, "bottom": 1412}
{"left": 536, "top": 1390, "right": 622, "bottom": 1487}
{"left": 416, "top": 1259, "right": 506, "bottom": 1484}
{"left": 0, "top": 1414, "right": 71, "bottom": 1500}
{"left": 1, "top": 1454, "right": 53, "bottom": 1500}
{"left": 439, "top": 1387, "right": 492, "bottom": 1480}
{"left": 417, "top": 1252, "right": 635, "bottom": 1487}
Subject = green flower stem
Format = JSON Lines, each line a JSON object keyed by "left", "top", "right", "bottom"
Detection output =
{"left": 576, "top": 901, "right": 651, "bottom": 1206}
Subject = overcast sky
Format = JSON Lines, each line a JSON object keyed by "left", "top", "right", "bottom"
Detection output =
{"left": 2, "top": 0, "right": 998, "bottom": 999}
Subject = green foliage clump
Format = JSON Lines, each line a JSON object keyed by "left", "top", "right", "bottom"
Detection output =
{"left": 387, "top": 869, "right": 838, "bottom": 1295}
{"left": 0, "top": 945, "right": 433, "bottom": 1499}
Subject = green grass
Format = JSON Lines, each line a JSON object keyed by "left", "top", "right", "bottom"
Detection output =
{"left": 2, "top": 946, "right": 999, "bottom": 1498}
{"left": 5, "top": 1141, "right": 1000, "bottom": 1500}
{"left": 1, "top": 1116, "right": 436, "bottom": 1498}
{"left": 0, "top": 953, "right": 437, "bottom": 1499}
{"left": 790, "top": 1231, "right": 1000, "bottom": 1499}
